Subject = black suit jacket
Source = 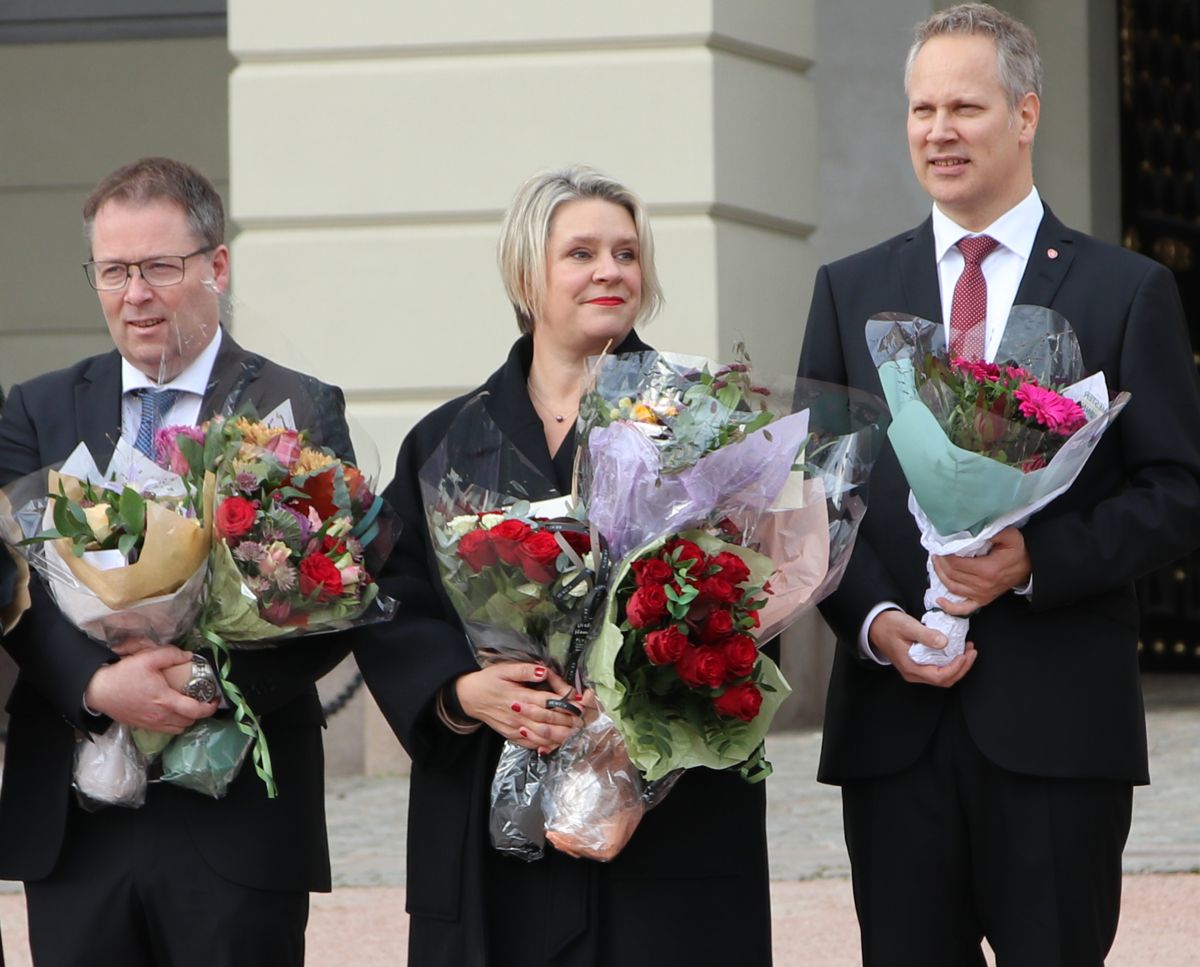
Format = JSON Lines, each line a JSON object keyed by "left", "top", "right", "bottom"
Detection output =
{"left": 354, "top": 333, "right": 773, "bottom": 967}
{"left": 799, "top": 207, "right": 1200, "bottom": 786}
{"left": 0, "top": 331, "right": 350, "bottom": 890}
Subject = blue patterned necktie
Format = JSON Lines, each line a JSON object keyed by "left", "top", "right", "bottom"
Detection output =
{"left": 133, "top": 388, "right": 181, "bottom": 458}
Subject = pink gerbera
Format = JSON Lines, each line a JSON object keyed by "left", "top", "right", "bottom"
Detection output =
{"left": 1013, "top": 383, "right": 1087, "bottom": 435}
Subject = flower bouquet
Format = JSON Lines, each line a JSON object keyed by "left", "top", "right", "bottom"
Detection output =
{"left": 420, "top": 393, "right": 608, "bottom": 859}
{"left": 543, "top": 352, "right": 887, "bottom": 858}
{"left": 164, "top": 405, "right": 398, "bottom": 798}
{"left": 1, "top": 438, "right": 215, "bottom": 806}
{"left": 866, "top": 307, "right": 1130, "bottom": 664}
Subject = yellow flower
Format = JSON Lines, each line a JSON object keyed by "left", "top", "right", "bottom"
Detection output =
{"left": 631, "top": 404, "right": 661, "bottom": 424}
{"left": 292, "top": 448, "right": 335, "bottom": 475}
{"left": 234, "top": 418, "right": 289, "bottom": 447}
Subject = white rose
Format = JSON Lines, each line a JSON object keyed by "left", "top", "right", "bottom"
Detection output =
{"left": 83, "top": 505, "right": 113, "bottom": 543}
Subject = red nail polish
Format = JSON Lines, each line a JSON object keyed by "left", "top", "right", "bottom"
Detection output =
{"left": 574, "top": 693, "right": 583, "bottom": 702}
{"left": 519, "top": 728, "right": 529, "bottom": 738}
{"left": 511, "top": 702, "right": 521, "bottom": 712}
{"left": 533, "top": 667, "right": 546, "bottom": 677}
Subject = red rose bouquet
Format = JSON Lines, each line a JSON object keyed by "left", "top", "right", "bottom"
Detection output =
{"left": 539, "top": 353, "right": 887, "bottom": 857}
{"left": 586, "top": 527, "right": 789, "bottom": 781}
{"left": 867, "top": 307, "right": 1130, "bottom": 665}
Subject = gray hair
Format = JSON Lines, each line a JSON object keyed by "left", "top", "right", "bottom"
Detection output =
{"left": 497, "top": 164, "right": 664, "bottom": 335}
{"left": 83, "top": 156, "right": 225, "bottom": 251}
{"left": 905, "top": 3, "right": 1042, "bottom": 112}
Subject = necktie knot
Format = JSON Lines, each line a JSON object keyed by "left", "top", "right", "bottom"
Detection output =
{"left": 133, "top": 388, "right": 181, "bottom": 458}
{"left": 956, "top": 234, "right": 999, "bottom": 266}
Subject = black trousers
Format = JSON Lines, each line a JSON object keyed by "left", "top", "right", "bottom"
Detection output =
{"left": 841, "top": 694, "right": 1132, "bottom": 967}
{"left": 24, "top": 791, "right": 308, "bottom": 967}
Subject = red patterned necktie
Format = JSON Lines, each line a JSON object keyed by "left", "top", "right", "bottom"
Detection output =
{"left": 949, "top": 234, "right": 999, "bottom": 361}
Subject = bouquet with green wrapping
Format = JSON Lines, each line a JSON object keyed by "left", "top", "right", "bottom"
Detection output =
{"left": 866, "top": 307, "right": 1130, "bottom": 666}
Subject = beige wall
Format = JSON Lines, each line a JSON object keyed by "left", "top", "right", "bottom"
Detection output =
{"left": 226, "top": 0, "right": 817, "bottom": 474}
{"left": 0, "top": 37, "right": 234, "bottom": 394}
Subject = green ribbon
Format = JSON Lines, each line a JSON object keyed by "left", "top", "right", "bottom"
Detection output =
{"left": 738, "top": 741, "right": 774, "bottom": 784}
{"left": 201, "top": 628, "right": 277, "bottom": 799}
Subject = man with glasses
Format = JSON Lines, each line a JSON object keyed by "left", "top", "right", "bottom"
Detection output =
{"left": 0, "top": 157, "right": 350, "bottom": 966}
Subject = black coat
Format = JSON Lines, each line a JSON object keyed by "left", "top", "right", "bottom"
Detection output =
{"left": 0, "top": 332, "right": 350, "bottom": 891}
{"left": 355, "top": 332, "right": 773, "bottom": 967}
{"left": 799, "top": 207, "right": 1200, "bottom": 786}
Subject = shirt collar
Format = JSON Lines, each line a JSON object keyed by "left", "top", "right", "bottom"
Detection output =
{"left": 121, "top": 325, "right": 223, "bottom": 397}
{"left": 931, "top": 187, "right": 1044, "bottom": 263}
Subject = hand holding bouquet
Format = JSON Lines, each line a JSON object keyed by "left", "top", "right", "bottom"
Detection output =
{"left": 866, "top": 307, "right": 1130, "bottom": 664}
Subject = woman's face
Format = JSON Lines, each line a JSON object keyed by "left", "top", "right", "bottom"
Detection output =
{"left": 537, "top": 198, "right": 642, "bottom": 355}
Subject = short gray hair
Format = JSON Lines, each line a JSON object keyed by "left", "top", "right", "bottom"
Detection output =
{"left": 497, "top": 164, "right": 664, "bottom": 335}
{"left": 905, "top": 3, "right": 1042, "bottom": 112}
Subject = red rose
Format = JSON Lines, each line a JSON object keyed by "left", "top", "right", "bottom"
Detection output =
{"left": 664, "top": 538, "right": 706, "bottom": 575}
{"left": 710, "top": 551, "right": 751, "bottom": 587}
{"left": 698, "top": 609, "right": 735, "bottom": 643}
{"left": 515, "top": 530, "right": 561, "bottom": 583}
{"left": 216, "top": 496, "right": 257, "bottom": 540}
{"left": 675, "top": 644, "right": 727, "bottom": 688}
{"left": 299, "top": 552, "right": 344, "bottom": 601}
{"left": 643, "top": 627, "right": 689, "bottom": 665}
{"left": 697, "top": 575, "right": 739, "bottom": 605}
{"left": 713, "top": 681, "right": 763, "bottom": 721}
{"left": 631, "top": 557, "right": 674, "bottom": 587}
{"left": 458, "top": 528, "right": 497, "bottom": 572}
{"left": 722, "top": 633, "right": 758, "bottom": 679}
{"left": 560, "top": 530, "right": 591, "bottom": 556}
{"left": 626, "top": 584, "right": 669, "bottom": 629}
{"left": 489, "top": 519, "right": 532, "bottom": 565}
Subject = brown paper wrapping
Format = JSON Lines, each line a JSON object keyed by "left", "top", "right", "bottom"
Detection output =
{"left": 48, "top": 470, "right": 214, "bottom": 611}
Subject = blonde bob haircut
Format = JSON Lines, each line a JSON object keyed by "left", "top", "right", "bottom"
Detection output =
{"left": 497, "top": 164, "right": 664, "bottom": 334}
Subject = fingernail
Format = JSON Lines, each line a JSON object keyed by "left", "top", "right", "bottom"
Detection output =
{"left": 574, "top": 693, "right": 583, "bottom": 702}
{"left": 538, "top": 747, "right": 549, "bottom": 756}
{"left": 519, "top": 728, "right": 529, "bottom": 738}
{"left": 533, "top": 666, "right": 546, "bottom": 677}
{"left": 511, "top": 702, "right": 521, "bottom": 712}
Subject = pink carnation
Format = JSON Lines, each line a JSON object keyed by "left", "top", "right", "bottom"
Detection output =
{"left": 154, "top": 425, "right": 205, "bottom": 475}
{"left": 953, "top": 358, "right": 1002, "bottom": 383}
{"left": 1013, "top": 383, "right": 1087, "bottom": 436}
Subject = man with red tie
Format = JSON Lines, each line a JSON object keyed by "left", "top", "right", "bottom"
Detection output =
{"left": 799, "top": 5, "right": 1200, "bottom": 965}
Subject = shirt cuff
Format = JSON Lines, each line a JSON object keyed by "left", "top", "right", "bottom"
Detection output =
{"left": 858, "top": 603, "right": 902, "bottom": 665}
{"left": 1013, "top": 574, "right": 1033, "bottom": 599}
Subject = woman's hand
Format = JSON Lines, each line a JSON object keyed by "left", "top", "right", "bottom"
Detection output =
{"left": 455, "top": 663, "right": 583, "bottom": 753}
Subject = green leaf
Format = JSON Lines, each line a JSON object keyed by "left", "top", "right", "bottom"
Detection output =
{"left": 117, "top": 532, "right": 139, "bottom": 560}
{"left": 119, "top": 486, "right": 146, "bottom": 536}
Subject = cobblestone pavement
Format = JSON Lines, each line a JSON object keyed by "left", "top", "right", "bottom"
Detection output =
{"left": 0, "top": 675, "right": 1195, "bottom": 965}
{"left": 326, "top": 673, "right": 1200, "bottom": 887}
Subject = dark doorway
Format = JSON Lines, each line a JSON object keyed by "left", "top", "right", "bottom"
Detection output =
{"left": 1120, "top": 0, "right": 1200, "bottom": 671}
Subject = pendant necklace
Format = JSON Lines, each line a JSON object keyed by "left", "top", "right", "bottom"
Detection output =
{"left": 527, "top": 378, "right": 577, "bottom": 424}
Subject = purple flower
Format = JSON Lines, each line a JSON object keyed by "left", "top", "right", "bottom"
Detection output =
{"left": 154, "top": 425, "right": 205, "bottom": 475}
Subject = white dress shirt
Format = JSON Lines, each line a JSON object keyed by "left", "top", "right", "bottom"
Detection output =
{"left": 120, "top": 326, "right": 223, "bottom": 441}
{"left": 859, "top": 189, "right": 1043, "bottom": 663}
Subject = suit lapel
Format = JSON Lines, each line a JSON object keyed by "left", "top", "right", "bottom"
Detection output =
{"left": 74, "top": 352, "right": 123, "bottom": 468}
{"left": 897, "top": 217, "right": 943, "bottom": 325}
{"left": 1014, "top": 206, "right": 1075, "bottom": 309}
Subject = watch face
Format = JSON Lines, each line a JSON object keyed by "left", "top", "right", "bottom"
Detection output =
{"left": 186, "top": 677, "right": 218, "bottom": 703}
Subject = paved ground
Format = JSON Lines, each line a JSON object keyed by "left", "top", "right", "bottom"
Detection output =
{"left": 0, "top": 673, "right": 1195, "bottom": 964}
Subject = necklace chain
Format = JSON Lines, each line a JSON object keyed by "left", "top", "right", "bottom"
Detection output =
{"left": 526, "top": 377, "right": 578, "bottom": 424}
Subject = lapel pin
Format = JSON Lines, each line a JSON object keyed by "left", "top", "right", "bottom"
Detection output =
{"left": 1047, "top": 248, "right": 1059, "bottom": 259}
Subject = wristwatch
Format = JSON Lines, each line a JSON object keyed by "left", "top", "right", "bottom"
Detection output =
{"left": 183, "top": 654, "right": 219, "bottom": 703}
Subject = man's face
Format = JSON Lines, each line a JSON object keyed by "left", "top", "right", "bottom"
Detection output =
{"left": 906, "top": 33, "right": 1039, "bottom": 231}
{"left": 90, "top": 197, "right": 229, "bottom": 382}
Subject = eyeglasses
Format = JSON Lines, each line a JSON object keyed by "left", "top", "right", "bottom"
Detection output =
{"left": 82, "top": 246, "right": 214, "bottom": 291}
